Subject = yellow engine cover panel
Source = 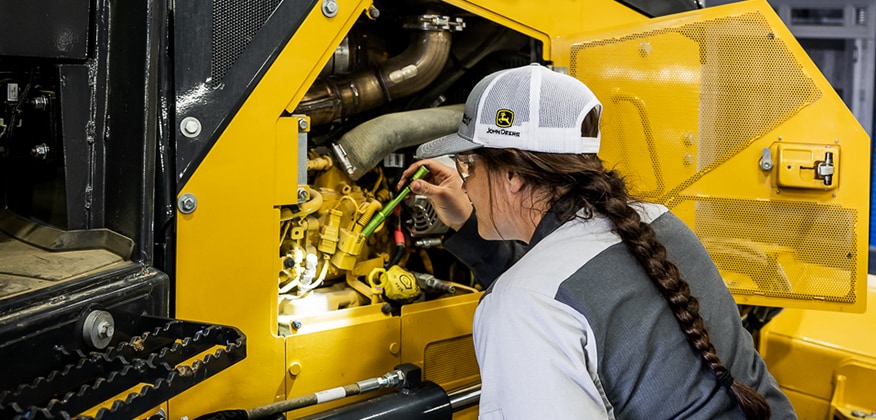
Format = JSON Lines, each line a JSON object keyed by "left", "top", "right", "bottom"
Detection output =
{"left": 558, "top": 0, "right": 870, "bottom": 312}
{"left": 760, "top": 285, "right": 876, "bottom": 417}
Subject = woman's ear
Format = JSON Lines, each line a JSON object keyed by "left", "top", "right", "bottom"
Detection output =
{"left": 506, "top": 170, "right": 524, "bottom": 194}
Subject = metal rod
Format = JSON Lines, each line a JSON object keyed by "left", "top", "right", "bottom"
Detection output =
{"left": 448, "top": 383, "right": 481, "bottom": 412}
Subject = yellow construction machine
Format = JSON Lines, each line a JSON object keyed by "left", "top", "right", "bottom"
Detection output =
{"left": 0, "top": 0, "right": 870, "bottom": 418}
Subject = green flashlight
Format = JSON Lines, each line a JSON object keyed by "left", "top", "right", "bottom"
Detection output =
{"left": 361, "top": 165, "right": 430, "bottom": 238}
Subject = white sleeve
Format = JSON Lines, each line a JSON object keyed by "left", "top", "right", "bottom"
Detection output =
{"left": 473, "top": 287, "right": 611, "bottom": 420}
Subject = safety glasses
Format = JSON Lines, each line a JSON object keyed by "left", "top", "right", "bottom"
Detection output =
{"left": 453, "top": 153, "right": 480, "bottom": 182}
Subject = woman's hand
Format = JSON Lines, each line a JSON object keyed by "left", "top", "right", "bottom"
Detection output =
{"left": 398, "top": 159, "right": 472, "bottom": 231}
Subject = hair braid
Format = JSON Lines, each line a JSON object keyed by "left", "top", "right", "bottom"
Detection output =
{"left": 587, "top": 171, "right": 770, "bottom": 419}
{"left": 477, "top": 147, "right": 770, "bottom": 419}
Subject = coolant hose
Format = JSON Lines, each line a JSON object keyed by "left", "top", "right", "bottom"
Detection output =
{"left": 332, "top": 104, "right": 463, "bottom": 180}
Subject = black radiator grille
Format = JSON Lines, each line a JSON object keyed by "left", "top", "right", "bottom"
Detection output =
{"left": 210, "top": 0, "right": 283, "bottom": 87}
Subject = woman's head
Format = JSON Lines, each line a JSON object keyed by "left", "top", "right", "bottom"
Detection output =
{"left": 464, "top": 105, "right": 605, "bottom": 226}
{"left": 419, "top": 63, "right": 605, "bottom": 241}
{"left": 416, "top": 63, "right": 603, "bottom": 159}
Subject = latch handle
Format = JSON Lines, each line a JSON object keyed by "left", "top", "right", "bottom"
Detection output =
{"left": 816, "top": 152, "right": 834, "bottom": 186}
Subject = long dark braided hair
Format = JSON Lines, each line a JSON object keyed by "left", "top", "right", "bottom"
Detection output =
{"left": 474, "top": 109, "right": 770, "bottom": 419}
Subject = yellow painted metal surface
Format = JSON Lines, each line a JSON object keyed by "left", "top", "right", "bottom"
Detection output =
{"left": 283, "top": 304, "right": 402, "bottom": 417}
{"left": 760, "top": 285, "right": 876, "bottom": 417}
{"left": 557, "top": 0, "right": 870, "bottom": 312}
{"left": 169, "top": 0, "right": 374, "bottom": 417}
{"left": 400, "top": 292, "right": 481, "bottom": 392}
{"left": 441, "top": 0, "right": 647, "bottom": 65}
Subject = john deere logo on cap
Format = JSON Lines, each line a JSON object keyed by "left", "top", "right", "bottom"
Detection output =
{"left": 496, "top": 109, "right": 514, "bottom": 128}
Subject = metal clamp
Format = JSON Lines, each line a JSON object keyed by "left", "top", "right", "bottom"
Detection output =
{"left": 404, "top": 15, "right": 465, "bottom": 31}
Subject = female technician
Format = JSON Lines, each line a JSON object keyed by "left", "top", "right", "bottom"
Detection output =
{"left": 399, "top": 64, "right": 795, "bottom": 419}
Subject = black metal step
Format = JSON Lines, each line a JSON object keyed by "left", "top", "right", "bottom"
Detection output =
{"left": 0, "top": 316, "right": 246, "bottom": 420}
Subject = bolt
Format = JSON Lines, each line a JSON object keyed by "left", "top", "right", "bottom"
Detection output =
{"left": 291, "top": 320, "right": 303, "bottom": 330}
{"left": 638, "top": 41, "right": 652, "bottom": 58}
{"left": 178, "top": 193, "right": 198, "bottom": 214}
{"left": 97, "top": 321, "right": 114, "bottom": 339}
{"left": 322, "top": 0, "right": 338, "bottom": 17}
{"left": 31, "top": 143, "right": 50, "bottom": 159}
{"left": 180, "top": 117, "right": 202, "bottom": 138}
{"left": 682, "top": 152, "right": 694, "bottom": 166}
{"left": 682, "top": 132, "right": 694, "bottom": 146}
{"left": 298, "top": 118, "right": 308, "bottom": 131}
{"left": 297, "top": 188, "right": 309, "bottom": 203}
{"left": 369, "top": 6, "right": 380, "bottom": 19}
{"left": 181, "top": 197, "right": 195, "bottom": 211}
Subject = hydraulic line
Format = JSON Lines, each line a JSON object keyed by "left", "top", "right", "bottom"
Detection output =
{"left": 194, "top": 368, "right": 406, "bottom": 420}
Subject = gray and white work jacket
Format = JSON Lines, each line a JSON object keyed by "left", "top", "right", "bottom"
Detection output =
{"left": 444, "top": 202, "right": 796, "bottom": 419}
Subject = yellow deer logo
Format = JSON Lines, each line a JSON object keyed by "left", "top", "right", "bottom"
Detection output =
{"left": 496, "top": 109, "right": 514, "bottom": 128}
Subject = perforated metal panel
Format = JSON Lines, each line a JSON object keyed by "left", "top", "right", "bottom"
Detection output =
{"left": 210, "top": 0, "right": 283, "bottom": 86}
{"left": 564, "top": 1, "right": 870, "bottom": 311}
{"left": 423, "top": 335, "right": 479, "bottom": 386}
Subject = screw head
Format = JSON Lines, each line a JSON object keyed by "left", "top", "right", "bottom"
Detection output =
{"left": 291, "top": 320, "right": 303, "bottom": 330}
{"left": 298, "top": 118, "right": 309, "bottom": 130}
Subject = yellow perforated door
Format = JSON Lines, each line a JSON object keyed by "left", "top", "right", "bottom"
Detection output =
{"left": 557, "top": 0, "right": 870, "bottom": 312}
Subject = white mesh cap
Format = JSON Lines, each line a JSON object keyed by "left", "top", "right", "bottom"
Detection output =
{"left": 415, "top": 63, "right": 602, "bottom": 159}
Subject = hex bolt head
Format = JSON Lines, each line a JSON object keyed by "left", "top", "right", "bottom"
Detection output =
{"left": 178, "top": 193, "right": 198, "bottom": 214}
{"left": 322, "top": 0, "right": 338, "bottom": 17}
{"left": 180, "top": 116, "right": 202, "bottom": 138}
{"left": 298, "top": 118, "right": 309, "bottom": 131}
{"left": 291, "top": 320, "right": 303, "bottom": 330}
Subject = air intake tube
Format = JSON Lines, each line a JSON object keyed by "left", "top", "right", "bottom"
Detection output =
{"left": 331, "top": 104, "right": 463, "bottom": 180}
